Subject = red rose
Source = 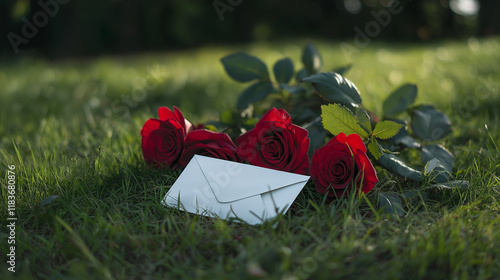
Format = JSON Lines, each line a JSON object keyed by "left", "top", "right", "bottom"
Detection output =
{"left": 141, "top": 106, "right": 192, "bottom": 168}
{"left": 178, "top": 129, "right": 239, "bottom": 168}
{"left": 236, "top": 108, "right": 310, "bottom": 175}
{"left": 310, "top": 132, "right": 378, "bottom": 197}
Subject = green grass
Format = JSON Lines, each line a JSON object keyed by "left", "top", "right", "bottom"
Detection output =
{"left": 1, "top": 38, "right": 500, "bottom": 279}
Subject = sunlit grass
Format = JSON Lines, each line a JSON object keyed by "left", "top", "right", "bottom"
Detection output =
{"left": 0, "top": 38, "right": 499, "bottom": 279}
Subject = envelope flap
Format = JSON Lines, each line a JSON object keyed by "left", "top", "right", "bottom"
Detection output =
{"left": 194, "top": 155, "right": 310, "bottom": 203}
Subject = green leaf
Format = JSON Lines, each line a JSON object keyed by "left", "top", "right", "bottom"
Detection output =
{"left": 424, "top": 158, "right": 447, "bottom": 174}
{"left": 368, "top": 137, "right": 382, "bottom": 160}
{"left": 302, "top": 42, "right": 322, "bottom": 75}
{"left": 380, "top": 147, "right": 400, "bottom": 155}
{"left": 321, "top": 104, "right": 369, "bottom": 138}
{"left": 303, "top": 72, "right": 362, "bottom": 108}
{"left": 307, "top": 125, "right": 327, "bottom": 157}
{"left": 203, "top": 125, "right": 218, "bottom": 132}
{"left": 429, "top": 180, "right": 469, "bottom": 190}
{"left": 421, "top": 144, "right": 454, "bottom": 173}
{"left": 378, "top": 154, "right": 424, "bottom": 181}
{"left": 295, "top": 68, "right": 308, "bottom": 82}
{"left": 403, "top": 190, "right": 429, "bottom": 203}
{"left": 279, "top": 84, "right": 306, "bottom": 94}
{"left": 204, "top": 121, "right": 227, "bottom": 131}
{"left": 395, "top": 135, "right": 420, "bottom": 149}
{"left": 402, "top": 190, "right": 418, "bottom": 201}
{"left": 295, "top": 108, "right": 318, "bottom": 123}
{"left": 356, "top": 108, "right": 372, "bottom": 134}
{"left": 379, "top": 192, "right": 404, "bottom": 216}
{"left": 221, "top": 53, "right": 269, "bottom": 82}
{"left": 424, "top": 158, "right": 451, "bottom": 183}
{"left": 237, "top": 81, "right": 275, "bottom": 110}
{"left": 372, "top": 120, "right": 404, "bottom": 140}
{"left": 382, "top": 84, "right": 418, "bottom": 117}
{"left": 221, "top": 110, "right": 235, "bottom": 124}
{"left": 273, "top": 58, "right": 294, "bottom": 84}
{"left": 388, "top": 119, "right": 421, "bottom": 149}
{"left": 411, "top": 105, "right": 452, "bottom": 141}
{"left": 332, "top": 64, "right": 352, "bottom": 76}
{"left": 40, "top": 195, "right": 59, "bottom": 207}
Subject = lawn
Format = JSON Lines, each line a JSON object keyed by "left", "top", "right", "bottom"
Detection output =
{"left": 1, "top": 38, "right": 500, "bottom": 279}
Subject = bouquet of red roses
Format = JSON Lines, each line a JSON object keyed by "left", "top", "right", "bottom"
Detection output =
{"left": 142, "top": 105, "right": 378, "bottom": 198}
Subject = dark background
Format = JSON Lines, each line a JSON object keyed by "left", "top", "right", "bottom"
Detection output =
{"left": 1, "top": 0, "right": 499, "bottom": 59}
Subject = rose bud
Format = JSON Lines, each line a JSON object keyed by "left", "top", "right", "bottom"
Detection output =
{"left": 141, "top": 106, "right": 192, "bottom": 169}
{"left": 237, "top": 107, "right": 310, "bottom": 175}
{"left": 310, "top": 132, "right": 378, "bottom": 197}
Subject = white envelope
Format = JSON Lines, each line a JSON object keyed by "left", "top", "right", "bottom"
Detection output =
{"left": 162, "top": 155, "right": 310, "bottom": 225}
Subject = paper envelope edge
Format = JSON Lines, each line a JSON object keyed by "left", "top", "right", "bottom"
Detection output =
{"left": 194, "top": 155, "right": 310, "bottom": 203}
{"left": 161, "top": 155, "right": 310, "bottom": 224}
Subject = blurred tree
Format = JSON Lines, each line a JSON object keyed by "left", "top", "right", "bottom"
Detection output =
{"left": 478, "top": 0, "right": 500, "bottom": 36}
{"left": 0, "top": 0, "right": 497, "bottom": 58}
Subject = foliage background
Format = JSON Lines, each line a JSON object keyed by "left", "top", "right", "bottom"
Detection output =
{"left": 1, "top": 0, "right": 500, "bottom": 58}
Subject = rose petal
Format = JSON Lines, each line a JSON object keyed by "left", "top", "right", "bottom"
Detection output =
{"left": 184, "top": 119, "right": 193, "bottom": 134}
{"left": 186, "top": 129, "right": 235, "bottom": 147}
{"left": 354, "top": 152, "right": 379, "bottom": 193}
{"left": 236, "top": 108, "right": 310, "bottom": 175}
{"left": 292, "top": 125, "right": 309, "bottom": 145}
{"left": 178, "top": 129, "right": 238, "bottom": 168}
{"left": 259, "top": 107, "right": 291, "bottom": 125}
{"left": 310, "top": 141, "right": 356, "bottom": 196}
{"left": 346, "top": 133, "right": 367, "bottom": 153}
{"left": 329, "top": 132, "right": 347, "bottom": 145}
{"left": 157, "top": 106, "right": 192, "bottom": 136}
{"left": 143, "top": 124, "right": 185, "bottom": 168}
{"left": 236, "top": 131, "right": 257, "bottom": 160}
{"left": 140, "top": 118, "right": 161, "bottom": 139}
{"left": 158, "top": 107, "right": 176, "bottom": 122}
{"left": 289, "top": 125, "right": 310, "bottom": 174}
{"left": 174, "top": 106, "right": 193, "bottom": 135}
